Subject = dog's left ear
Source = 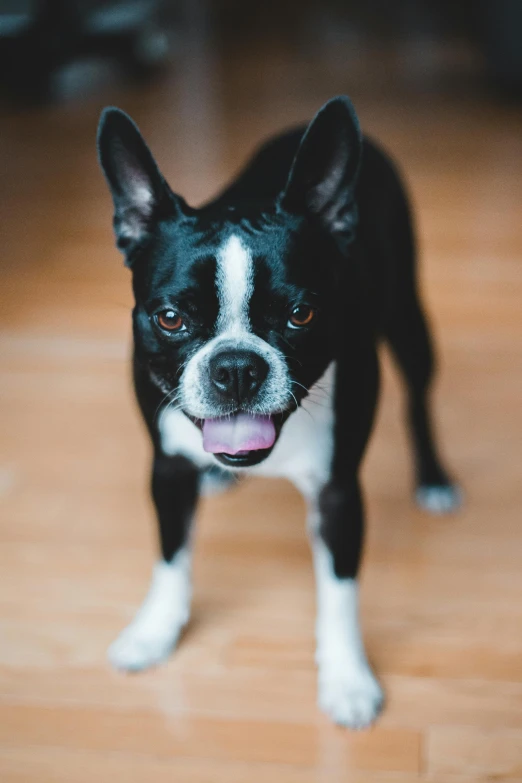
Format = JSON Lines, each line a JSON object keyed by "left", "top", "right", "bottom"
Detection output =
{"left": 280, "top": 96, "right": 362, "bottom": 247}
{"left": 97, "top": 107, "right": 184, "bottom": 265}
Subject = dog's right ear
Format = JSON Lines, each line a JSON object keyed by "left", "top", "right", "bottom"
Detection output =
{"left": 280, "top": 96, "right": 362, "bottom": 249}
{"left": 97, "top": 107, "right": 183, "bottom": 265}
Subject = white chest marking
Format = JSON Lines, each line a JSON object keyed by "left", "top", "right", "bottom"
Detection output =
{"left": 251, "top": 362, "right": 337, "bottom": 497}
{"left": 216, "top": 234, "right": 253, "bottom": 334}
{"left": 159, "top": 408, "right": 213, "bottom": 468}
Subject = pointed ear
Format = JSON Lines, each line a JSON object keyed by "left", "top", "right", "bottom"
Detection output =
{"left": 97, "top": 107, "right": 182, "bottom": 265}
{"left": 280, "top": 96, "right": 362, "bottom": 247}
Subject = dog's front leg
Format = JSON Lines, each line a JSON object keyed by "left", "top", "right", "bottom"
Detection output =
{"left": 308, "top": 477, "right": 383, "bottom": 729}
{"left": 108, "top": 453, "right": 199, "bottom": 671}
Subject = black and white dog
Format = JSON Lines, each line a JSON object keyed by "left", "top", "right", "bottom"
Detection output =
{"left": 97, "top": 96, "right": 460, "bottom": 729}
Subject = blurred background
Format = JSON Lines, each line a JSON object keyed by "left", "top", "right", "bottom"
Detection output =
{"left": 1, "top": 2, "right": 522, "bottom": 781}
{"left": 1, "top": 0, "right": 522, "bottom": 104}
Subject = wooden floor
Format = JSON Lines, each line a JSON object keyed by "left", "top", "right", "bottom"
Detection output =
{"left": 1, "top": 33, "right": 522, "bottom": 783}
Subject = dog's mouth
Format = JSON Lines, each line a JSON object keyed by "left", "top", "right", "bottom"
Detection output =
{"left": 188, "top": 411, "right": 289, "bottom": 467}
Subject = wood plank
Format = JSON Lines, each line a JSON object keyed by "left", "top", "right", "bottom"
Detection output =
{"left": 0, "top": 704, "right": 421, "bottom": 772}
{"left": 428, "top": 726, "right": 522, "bottom": 777}
{"left": 0, "top": 747, "right": 423, "bottom": 783}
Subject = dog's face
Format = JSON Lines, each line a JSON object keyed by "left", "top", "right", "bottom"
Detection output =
{"left": 98, "top": 97, "right": 361, "bottom": 467}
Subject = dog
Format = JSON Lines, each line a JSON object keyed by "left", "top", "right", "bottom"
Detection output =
{"left": 97, "top": 96, "right": 460, "bottom": 729}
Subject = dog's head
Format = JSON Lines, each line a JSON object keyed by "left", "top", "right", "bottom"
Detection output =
{"left": 98, "top": 96, "right": 362, "bottom": 467}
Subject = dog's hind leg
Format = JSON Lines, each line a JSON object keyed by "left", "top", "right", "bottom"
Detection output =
{"left": 385, "top": 293, "right": 461, "bottom": 514}
{"left": 360, "top": 141, "right": 461, "bottom": 513}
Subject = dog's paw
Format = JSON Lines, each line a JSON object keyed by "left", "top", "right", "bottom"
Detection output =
{"left": 318, "top": 665, "right": 384, "bottom": 730}
{"left": 415, "top": 483, "right": 462, "bottom": 515}
{"left": 108, "top": 556, "right": 192, "bottom": 672}
{"left": 108, "top": 621, "right": 182, "bottom": 672}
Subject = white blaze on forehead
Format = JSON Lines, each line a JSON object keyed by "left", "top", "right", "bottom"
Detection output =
{"left": 216, "top": 234, "right": 253, "bottom": 333}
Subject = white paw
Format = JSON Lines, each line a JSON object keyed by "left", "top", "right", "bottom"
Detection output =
{"left": 318, "top": 665, "right": 384, "bottom": 730}
{"left": 415, "top": 484, "right": 462, "bottom": 515}
{"left": 108, "top": 556, "right": 191, "bottom": 672}
{"left": 108, "top": 621, "right": 182, "bottom": 672}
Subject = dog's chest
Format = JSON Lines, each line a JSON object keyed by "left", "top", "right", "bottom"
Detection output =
{"left": 250, "top": 362, "right": 336, "bottom": 494}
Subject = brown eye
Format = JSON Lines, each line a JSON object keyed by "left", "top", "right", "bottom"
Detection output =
{"left": 289, "top": 305, "right": 316, "bottom": 328}
{"left": 155, "top": 309, "right": 185, "bottom": 333}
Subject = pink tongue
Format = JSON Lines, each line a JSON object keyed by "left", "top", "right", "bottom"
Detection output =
{"left": 202, "top": 413, "right": 276, "bottom": 455}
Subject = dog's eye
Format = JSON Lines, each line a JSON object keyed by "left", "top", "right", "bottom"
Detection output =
{"left": 288, "top": 305, "right": 316, "bottom": 328}
{"left": 155, "top": 309, "right": 185, "bottom": 333}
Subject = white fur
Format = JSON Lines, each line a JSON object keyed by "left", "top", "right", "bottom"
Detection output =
{"left": 119, "top": 176, "right": 154, "bottom": 240}
{"left": 131, "top": 180, "right": 154, "bottom": 211}
{"left": 216, "top": 234, "right": 253, "bottom": 333}
{"left": 199, "top": 468, "right": 237, "bottom": 496}
{"left": 416, "top": 484, "right": 461, "bottom": 514}
{"left": 252, "top": 362, "right": 336, "bottom": 496}
{"left": 159, "top": 407, "right": 212, "bottom": 468}
{"left": 313, "top": 538, "right": 383, "bottom": 729}
{"left": 108, "top": 549, "right": 192, "bottom": 671}
{"left": 178, "top": 233, "right": 291, "bottom": 419}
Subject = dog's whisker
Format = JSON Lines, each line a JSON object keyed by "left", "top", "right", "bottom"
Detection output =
{"left": 153, "top": 386, "right": 183, "bottom": 422}
{"left": 291, "top": 380, "right": 309, "bottom": 393}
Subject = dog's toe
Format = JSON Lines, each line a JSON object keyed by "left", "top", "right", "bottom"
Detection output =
{"left": 318, "top": 667, "right": 384, "bottom": 730}
{"left": 108, "top": 624, "right": 180, "bottom": 672}
{"left": 415, "top": 484, "right": 462, "bottom": 515}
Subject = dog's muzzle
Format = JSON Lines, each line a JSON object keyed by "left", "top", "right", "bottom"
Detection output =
{"left": 179, "top": 335, "right": 294, "bottom": 466}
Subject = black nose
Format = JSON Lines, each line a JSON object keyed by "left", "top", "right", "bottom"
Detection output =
{"left": 208, "top": 350, "right": 269, "bottom": 404}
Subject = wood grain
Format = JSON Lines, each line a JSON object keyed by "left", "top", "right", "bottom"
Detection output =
{"left": 428, "top": 727, "right": 522, "bottom": 777}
